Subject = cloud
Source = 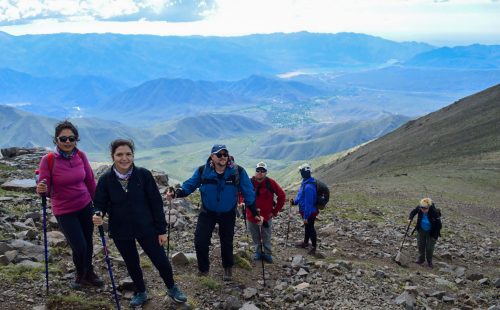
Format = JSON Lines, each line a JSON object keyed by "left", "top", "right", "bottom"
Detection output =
{"left": 0, "top": 0, "right": 217, "bottom": 25}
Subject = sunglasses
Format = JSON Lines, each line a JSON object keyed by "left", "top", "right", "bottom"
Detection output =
{"left": 420, "top": 206, "right": 429, "bottom": 209}
{"left": 256, "top": 168, "right": 267, "bottom": 173}
{"left": 215, "top": 152, "right": 229, "bottom": 158}
{"left": 58, "top": 136, "right": 77, "bottom": 143}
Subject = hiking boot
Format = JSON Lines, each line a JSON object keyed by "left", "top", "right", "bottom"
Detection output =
{"left": 307, "top": 247, "right": 317, "bottom": 256}
{"left": 415, "top": 259, "right": 425, "bottom": 265}
{"left": 71, "top": 273, "right": 84, "bottom": 290}
{"left": 167, "top": 284, "right": 187, "bottom": 303}
{"left": 253, "top": 252, "right": 262, "bottom": 261}
{"left": 295, "top": 241, "right": 308, "bottom": 248}
{"left": 130, "top": 291, "right": 148, "bottom": 307}
{"left": 427, "top": 261, "right": 433, "bottom": 268}
{"left": 85, "top": 269, "right": 104, "bottom": 287}
{"left": 262, "top": 254, "right": 273, "bottom": 263}
{"left": 223, "top": 267, "right": 232, "bottom": 281}
{"left": 197, "top": 270, "right": 209, "bottom": 277}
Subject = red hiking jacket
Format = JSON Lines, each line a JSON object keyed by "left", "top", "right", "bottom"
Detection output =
{"left": 243, "top": 177, "right": 286, "bottom": 223}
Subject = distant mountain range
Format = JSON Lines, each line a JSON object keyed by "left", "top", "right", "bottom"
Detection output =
{"left": 0, "top": 68, "right": 126, "bottom": 116}
{"left": 101, "top": 75, "right": 326, "bottom": 121}
{"left": 0, "top": 106, "right": 269, "bottom": 152}
{"left": 0, "top": 31, "right": 433, "bottom": 84}
{"left": 404, "top": 44, "right": 500, "bottom": 69}
{"left": 0, "top": 103, "right": 409, "bottom": 163}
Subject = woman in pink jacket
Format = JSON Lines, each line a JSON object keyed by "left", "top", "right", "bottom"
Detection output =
{"left": 36, "top": 120, "right": 103, "bottom": 289}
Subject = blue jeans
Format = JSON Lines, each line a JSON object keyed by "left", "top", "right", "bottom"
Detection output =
{"left": 248, "top": 219, "right": 273, "bottom": 255}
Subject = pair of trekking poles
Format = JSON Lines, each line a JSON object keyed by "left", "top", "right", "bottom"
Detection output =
{"left": 240, "top": 205, "right": 267, "bottom": 286}
{"left": 37, "top": 174, "right": 120, "bottom": 309}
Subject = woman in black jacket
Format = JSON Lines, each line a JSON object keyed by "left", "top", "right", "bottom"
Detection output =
{"left": 408, "top": 198, "right": 442, "bottom": 268}
{"left": 93, "top": 139, "right": 187, "bottom": 307}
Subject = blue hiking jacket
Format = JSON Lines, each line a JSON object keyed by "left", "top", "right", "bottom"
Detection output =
{"left": 293, "top": 177, "right": 317, "bottom": 220}
{"left": 181, "top": 159, "right": 255, "bottom": 214}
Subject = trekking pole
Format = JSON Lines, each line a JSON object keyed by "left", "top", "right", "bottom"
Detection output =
{"left": 166, "top": 186, "right": 174, "bottom": 259}
{"left": 96, "top": 213, "right": 120, "bottom": 310}
{"left": 285, "top": 201, "right": 291, "bottom": 248}
{"left": 395, "top": 219, "right": 413, "bottom": 265}
{"left": 35, "top": 172, "right": 49, "bottom": 294}
{"left": 257, "top": 209, "right": 266, "bottom": 286}
{"left": 242, "top": 203, "right": 248, "bottom": 237}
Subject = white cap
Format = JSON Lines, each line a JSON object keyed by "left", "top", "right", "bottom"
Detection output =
{"left": 299, "top": 163, "right": 311, "bottom": 172}
{"left": 256, "top": 162, "right": 268, "bottom": 171}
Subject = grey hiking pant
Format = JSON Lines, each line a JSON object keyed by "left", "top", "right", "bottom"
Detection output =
{"left": 248, "top": 218, "right": 273, "bottom": 255}
{"left": 417, "top": 230, "right": 437, "bottom": 263}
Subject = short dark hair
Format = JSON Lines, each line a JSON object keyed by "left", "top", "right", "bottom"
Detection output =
{"left": 54, "top": 120, "right": 79, "bottom": 142}
{"left": 110, "top": 139, "right": 135, "bottom": 158}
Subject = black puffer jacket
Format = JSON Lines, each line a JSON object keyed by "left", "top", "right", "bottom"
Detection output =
{"left": 409, "top": 204, "right": 442, "bottom": 240}
{"left": 94, "top": 165, "right": 166, "bottom": 240}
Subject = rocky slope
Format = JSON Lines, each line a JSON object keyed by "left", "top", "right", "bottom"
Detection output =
{"left": 0, "top": 149, "right": 498, "bottom": 310}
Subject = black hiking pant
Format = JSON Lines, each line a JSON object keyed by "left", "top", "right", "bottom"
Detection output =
{"left": 55, "top": 203, "right": 94, "bottom": 276}
{"left": 417, "top": 230, "right": 437, "bottom": 263}
{"left": 113, "top": 234, "right": 175, "bottom": 293}
{"left": 304, "top": 216, "right": 317, "bottom": 248}
{"left": 194, "top": 208, "right": 236, "bottom": 272}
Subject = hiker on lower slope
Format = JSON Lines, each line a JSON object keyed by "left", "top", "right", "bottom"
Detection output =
{"left": 36, "top": 120, "right": 103, "bottom": 289}
{"left": 93, "top": 139, "right": 187, "bottom": 307}
{"left": 290, "top": 163, "right": 320, "bottom": 257}
{"left": 167, "top": 144, "right": 261, "bottom": 281}
{"left": 408, "top": 198, "right": 442, "bottom": 268}
{"left": 242, "top": 162, "right": 286, "bottom": 263}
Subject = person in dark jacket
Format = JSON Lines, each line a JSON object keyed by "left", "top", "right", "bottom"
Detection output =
{"left": 290, "top": 163, "right": 320, "bottom": 257}
{"left": 241, "top": 162, "right": 286, "bottom": 263}
{"left": 167, "top": 144, "right": 261, "bottom": 281}
{"left": 408, "top": 197, "right": 442, "bottom": 268}
{"left": 92, "top": 139, "right": 187, "bottom": 307}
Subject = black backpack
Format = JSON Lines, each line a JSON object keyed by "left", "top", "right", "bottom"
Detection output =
{"left": 315, "top": 180, "right": 330, "bottom": 210}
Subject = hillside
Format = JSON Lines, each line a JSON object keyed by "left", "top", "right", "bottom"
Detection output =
{"left": 254, "top": 115, "right": 410, "bottom": 160}
{"left": 315, "top": 83, "right": 500, "bottom": 212}
{"left": 0, "top": 106, "right": 148, "bottom": 151}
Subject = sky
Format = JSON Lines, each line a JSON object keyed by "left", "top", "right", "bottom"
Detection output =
{"left": 0, "top": 0, "right": 499, "bottom": 46}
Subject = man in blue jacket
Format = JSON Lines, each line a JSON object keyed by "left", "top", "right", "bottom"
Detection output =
{"left": 290, "top": 163, "right": 320, "bottom": 256}
{"left": 169, "top": 144, "right": 260, "bottom": 281}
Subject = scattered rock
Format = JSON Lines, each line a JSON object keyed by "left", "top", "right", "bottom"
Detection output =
{"left": 171, "top": 252, "right": 189, "bottom": 266}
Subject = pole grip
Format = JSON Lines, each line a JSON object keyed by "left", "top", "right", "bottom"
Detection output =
{"left": 98, "top": 225, "right": 105, "bottom": 237}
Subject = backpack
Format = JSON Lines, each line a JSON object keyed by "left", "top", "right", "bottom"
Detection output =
{"left": 314, "top": 180, "right": 330, "bottom": 210}
{"left": 252, "top": 177, "right": 274, "bottom": 196}
{"left": 46, "top": 151, "right": 84, "bottom": 171}
{"left": 252, "top": 176, "right": 276, "bottom": 207}
{"left": 198, "top": 164, "right": 243, "bottom": 187}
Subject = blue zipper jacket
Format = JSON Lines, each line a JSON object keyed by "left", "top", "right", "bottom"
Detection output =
{"left": 293, "top": 177, "right": 318, "bottom": 220}
{"left": 180, "top": 159, "right": 256, "bottom": 214}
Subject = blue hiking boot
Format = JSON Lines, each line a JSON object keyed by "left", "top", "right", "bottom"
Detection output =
{"left": 253, "top": 252, "right": 262, "bottom": 261}
{"left": 262, "top": 254, "right": 273, "bottom": 263}
{"left": 130, "top": 291, "right": 148, "bottom": 307}
{"left": 167, "top": 284, "right": 187, "bottom": 303}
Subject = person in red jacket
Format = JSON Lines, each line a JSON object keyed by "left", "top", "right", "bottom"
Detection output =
{"left": 241, "top": 162, "right": 286, "bottom": 263}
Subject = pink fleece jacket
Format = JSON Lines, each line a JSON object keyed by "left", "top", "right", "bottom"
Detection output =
{"left": 37, "top": 150, "right": 96, "bottom": 216}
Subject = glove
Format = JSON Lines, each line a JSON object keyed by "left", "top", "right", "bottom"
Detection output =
{"left": 175, "top": 188, "right": 185, "bottom": 198}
